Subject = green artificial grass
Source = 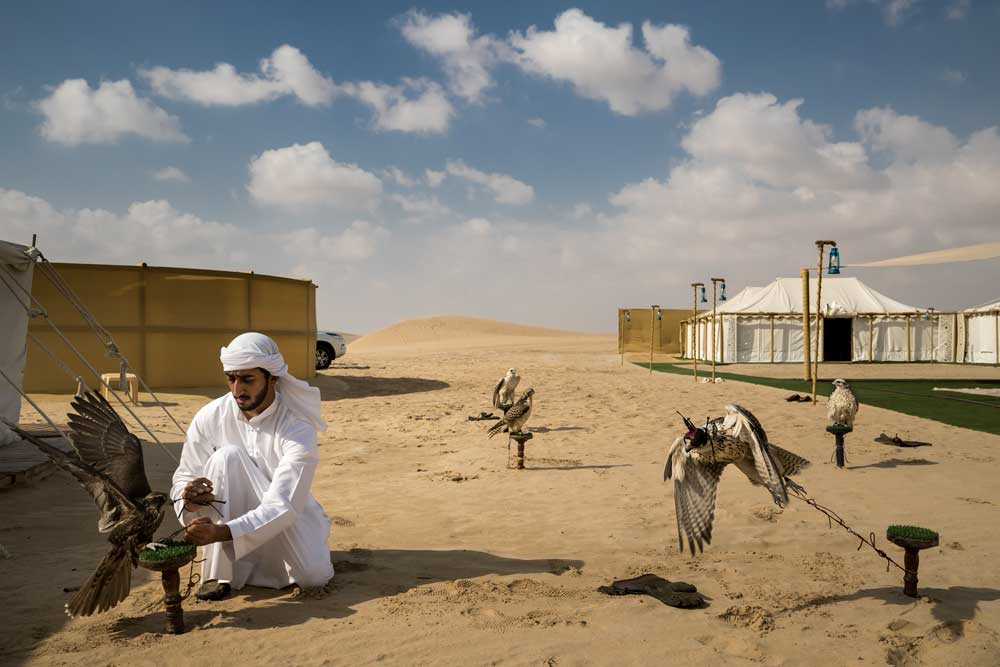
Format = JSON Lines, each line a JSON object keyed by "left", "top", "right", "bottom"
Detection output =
{"left": 139, "top": 540, "right": 196, "bottom": 562}
{"left": 887, "top": 525, "right": 939, "bottom": 542}
{"left": 641, "top": 362, "right": 1000, "bottom": 436}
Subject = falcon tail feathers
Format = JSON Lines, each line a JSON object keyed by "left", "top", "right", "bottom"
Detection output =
{"left": 65, "top": 544, "right": 132, "bottom": 617}
{"left": 486, "top": 421, "right": 505, "bottom": 439}
{"left": 768, "top": 444, "right": 811, "bottom": 478}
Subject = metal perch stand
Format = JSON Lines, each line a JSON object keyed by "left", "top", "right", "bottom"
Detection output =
{"left": 826, "top": 424, "right": 852, "bottom": 468}
{"left": 509, "top": 431, "right": 533, "bottom": 469}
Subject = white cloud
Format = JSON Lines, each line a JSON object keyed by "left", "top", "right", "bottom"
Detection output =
{"left": 153, "top": 166, "right": 191, "bottom": 183}
{"left": 826, "top": 0, "right": 919, "bottom": 27}
{"left": 938, "top": 68, "right": 967, "bottom": 85}
{"left": 508, "top": 9, "right": 720, "bottom": 116}
{"left": 398, "top": 10, "right": 509, "bottom": 103}
{"left": 444, "top": 160, "right": 535, "bottom": 205}
{"left": 425, "top": 168, "right": 446, "bottom": 187}
{"left": 460, "top": 217, "right": 492, "bottom": 235}
{"left": 0, "top": 189, "right": 249, "bottom": 267}
{"left": 283, "top": 221, "right": 388, "bottom": 262}
{"left": 382, "top": 167, "right": 417, "bottom": 188}
{"left": 946, "top": 0, "right": 970, "bottom": 20}
{"left": 142, "top": 44, "right": 336, "bottom": 107}
{"left": 855, "top": 106, "right": 959, "bottom": 162}
{"left": 36, "top": 79, "right": 188, "bottom": 145}
{"left": 527, "top": 117, "right": 546, "bottom": 128}
{"left": 391, "top": 193, "right": 452, "bottom": 222}
{"left": 247, "top": 141, "right": 382, "bottom": 211}
{"left": 340, "top": 78, "right": 454, "bottom": 134}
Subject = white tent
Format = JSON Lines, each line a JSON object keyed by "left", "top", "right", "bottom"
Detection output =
{"left": 961, "top": 299, "right": 999, "bottom": 364}
{"left": 0, "top": 241, "right": 34, "bottom": 445}
{"left": 685, "top": 277, "right": 951, "bottom": 363}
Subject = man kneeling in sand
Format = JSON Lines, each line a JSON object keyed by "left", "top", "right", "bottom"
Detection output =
{"left": 172, "top": 332, "right": 334, "bottom": 600}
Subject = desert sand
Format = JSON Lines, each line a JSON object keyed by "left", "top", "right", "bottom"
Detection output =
{"left": 3, "top": 316, "right": 1000, "bottom": 666}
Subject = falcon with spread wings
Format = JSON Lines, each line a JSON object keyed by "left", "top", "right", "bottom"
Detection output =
{"left": 663, "top": 404, "right": 810, "bottom": 554}
{"left": 492, "top": 368, "right": 521, "bottom": 408}
{"left": 5, "top": 391, "right": 170, "bottom": 616}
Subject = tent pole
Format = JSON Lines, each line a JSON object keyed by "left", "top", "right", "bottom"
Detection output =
{"left": 802, "top": 268, "right": 811, "bottom": 382}
{"left": 953, "top": 313, "right": 958, "bottom": 363}
{"left": 812, "top": 243, "right": 829, "bottom": 404}
{"left": 770, "top": 315, "right": 775, "bottom": 363}
{"left": 993, "top": 310, "right": 1000, "bottom": 366}
{"left": 868, "top": 315, "right": 874, "bottom": 362}
{"left": 906, "top": 315, "right": 912, "bottom": 362}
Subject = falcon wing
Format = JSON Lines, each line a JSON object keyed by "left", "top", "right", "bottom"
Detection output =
{"left": 67, "top": 391, "right": 152, "bottom": 502}
{"left": 492, "top": 377, "right": 504, "bottom": 408}
{"left": 4, "top": 422, "right": 143, "bottom": 532}
{"left": 665, "top": 437, "right": 724, "bottom": 555}
{"left": 725, "top": 404, "right": 787, "bottom": 507}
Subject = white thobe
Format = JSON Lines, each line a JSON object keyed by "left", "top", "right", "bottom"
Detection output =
{"left": 170, "top": 392, "right": 334, "bottom": 589}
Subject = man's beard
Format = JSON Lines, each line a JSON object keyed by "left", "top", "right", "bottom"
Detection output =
{"left": 236, "top": 384, "right": 269, "bottom": 412}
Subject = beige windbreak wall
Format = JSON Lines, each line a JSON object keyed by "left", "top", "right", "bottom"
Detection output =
{"left": 25, "top": 263, "right": 317, "bottom": 392}
{"left": 618, "top": 308, "right": 689, "bottom": 355}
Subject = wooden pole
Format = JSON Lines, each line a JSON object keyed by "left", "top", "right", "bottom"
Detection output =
{"left": 868, "top": 315, "right": 874, "bottom": 362}
{"left": 649, "top": 305, "right": 658, "bottom": 374}
{"left": 691, "top": 284, "right": 701, "bottom": 382}
{"left": 710, "top": 280, "right": 724, "bottom": 381}
{"left": 770, "top": 315, "right": 775, "bottom": 363}
{"left": 906, "top": 315, "right": 912, "bottom": 362}
{"left": 812, "top": 243, "right": 826, "bottom": 404}
{"left": 995, "top": 310, "right": 999, "bottom": 367}
{"left": 801, "top": 268, "right": 811, "bottom": 382}
{"left": 953, "top": 313, "right": 958, "bottom": 363}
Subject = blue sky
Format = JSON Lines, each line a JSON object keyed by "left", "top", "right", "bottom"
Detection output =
{"left": 2, "top": 1, "right": 998, "bottom": 332}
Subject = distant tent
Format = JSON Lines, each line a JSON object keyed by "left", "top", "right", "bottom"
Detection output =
{"left": 961, "top": 299, "right": 999, "bottom": 364}
{"left": 684, "top": 277, "right": 951, "bottom": 363}
{"left": 0, "top": 241, "right": 34, "bottom": 445}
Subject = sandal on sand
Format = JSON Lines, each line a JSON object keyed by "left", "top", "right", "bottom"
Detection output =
{"left": 785, "top": 394, "right": 811, "bottom": 402}
{"left": 598, "top": 573, "right": 707, "bottom": 608}
{"left": 467, "top": 412, "right": 500, "bottom": 421}
{"left": 875, "top": 432, "right": 932, "bottom": 448}
{"left": 195, "top": 580, "right": 231, "bottom": 601}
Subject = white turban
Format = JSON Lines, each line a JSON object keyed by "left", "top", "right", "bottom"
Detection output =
{"left": 220, "top": 332, "right": 327, "bottom": 432}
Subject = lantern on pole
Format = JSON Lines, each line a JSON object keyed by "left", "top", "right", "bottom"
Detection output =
{"left": 719, "top": 282, "right": 727, "bottom": 301}
{"left": 828, "top": 247, "right": 841, "bottom": 275}
{"left": 700, "top": 285, "right": 707, "bottom": 304}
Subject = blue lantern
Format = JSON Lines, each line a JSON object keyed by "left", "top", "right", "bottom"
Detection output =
{"left": 719, "top": 283, "right": 727, "bottom": 301}
{"left": 625, "top": 310, "right": 631, "bottom": 322}
{"left": 700, "top": 286, "right": 707, "bottom": 304}
{"left": 924, "top": 307, "right": 934, "bottom": 321}
{"left": 828, "top": 247, "right": 841, "bottom": 275}
{"left": 656, "top": 308, "right": 662, "bottom": 321}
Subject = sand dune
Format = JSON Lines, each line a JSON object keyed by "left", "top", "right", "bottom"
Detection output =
{"left": 350, "top": 315, "right": 598, "bottom": 351}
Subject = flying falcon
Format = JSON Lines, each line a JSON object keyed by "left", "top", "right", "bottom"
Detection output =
{"left": 827, "top": 378, "right": 859, "bottom": 429}
{"left": 487, "top": 388, "right": 534, "bottom": 438}
{"left": 663, "top": 404, "right": 810, "bottom": 554}
{"left": 492, "top": 368, "right": 521, "bottom": 408}
{"left": 5, "top": 391, "right": 170, "bottom": 616}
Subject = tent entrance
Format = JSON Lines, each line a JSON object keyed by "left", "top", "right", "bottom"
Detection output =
{"left": 823, "top": 318, "right": 853, "bottom": 361}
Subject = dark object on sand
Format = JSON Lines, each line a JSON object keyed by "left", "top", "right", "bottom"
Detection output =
{"left": 598, "top": 574, "right": 707, "bottom": 608}
{"left": 467, "top": 412, "right": 500, "bottom": 421}
{"left": 875, "top": 433, "right": 932, "bottom": 448}
{"left": 138, "top": 540, "right": 196, "bottom": 634}
{"left": 887, "top": 525, "right": 939, "bottom": 598}
{"left": 785, "top": 394, "right": 812, "bottom": 403}
{"left": 826, "top": 424, "right": 852, "bottom": 468}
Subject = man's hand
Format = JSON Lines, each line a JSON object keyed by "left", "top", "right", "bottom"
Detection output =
{"left": 183, "top": 477, "right": 215, "bottom": 513}
{"left": 185, "top": 517, "right": 232, "bottom": 546}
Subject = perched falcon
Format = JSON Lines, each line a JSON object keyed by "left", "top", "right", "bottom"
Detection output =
{"left": 663, "top": 404, "right": 810, "bottom": 554}
{"left": 487, "top": 388, "right": 534, "bottom": 438}
{"left": 5, "top": 391, "right": 169, "bottom": 617}
{"left": 827, "top": 378, "right": 859, "bottom": 429}
{"left": 492, "top": 368, "right": 521, "bottom": 408}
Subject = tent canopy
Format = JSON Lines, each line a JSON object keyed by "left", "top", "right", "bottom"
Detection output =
{"left": 710, "top": 277, "right": 920, "bottom": 317}
{"left": 964, "top": 298, "right": 1000, "bottom": 313}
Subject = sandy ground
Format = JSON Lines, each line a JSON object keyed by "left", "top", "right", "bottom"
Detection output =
{"left": 3, "top": 316, "right": 1000, "bottom": 666}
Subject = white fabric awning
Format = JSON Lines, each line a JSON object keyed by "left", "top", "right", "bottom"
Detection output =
{"left": 706, "top": 277, "right": 920, "bottom": 316}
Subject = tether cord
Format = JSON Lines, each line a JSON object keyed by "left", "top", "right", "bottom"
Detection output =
{"left": 0, "top": 263, "right": 179, "bottom": 464}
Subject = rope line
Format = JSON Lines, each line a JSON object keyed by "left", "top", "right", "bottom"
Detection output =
{"left": 789, "top": 485, "right": 911, "bottom": 575}
{"left": 0, "top": 261, "right": 180, "bottom": 464}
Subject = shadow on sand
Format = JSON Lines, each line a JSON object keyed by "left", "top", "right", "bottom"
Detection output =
{"left": 848, "top": 458, "right": 938, "bottom": 470}
{"left": 312, "top": 374, "right": 449, "bottom": 401}
{"left": 109, "top": 548, "right": 584, "bottom": 637}
{"left": 781, "top": 585, "right": 1000, "bottom": 627}
{"left": 525, "top": 464, "right": 633, "bottom": 472}
{"left": 529, "top": 426, "right": 588, "bottom": 434}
